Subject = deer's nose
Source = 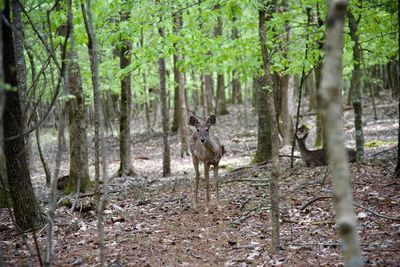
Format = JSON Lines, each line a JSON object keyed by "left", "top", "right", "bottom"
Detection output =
{"left": 200, "top": 138, "right": 206, "bottom": 143}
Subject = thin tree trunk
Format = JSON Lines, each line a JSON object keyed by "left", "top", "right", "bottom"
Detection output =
{"left": 347, "top": 9, "right": 364, "bottom": 161}
{"left": 158, "top": 25, "right": 171, "bottom": 176}
{"left": 214, "top": 12, "right": 229, "bottom": 116}
{"left": 205, "top": 73, "right": 214, "bottom": 112}
{"left": 318, "top": 1, "right": 363, "bottom": 265}
{"left": 254, "top": 76, "right": 272, "bottom": 162}
{"left": 394, "top": 0, "right": 400, "bottom": 178}
{"left": 117, "top": 37, "right": 136, "bottom": 177}
{"left": 259, "top": 2, "right": 280, "bottom": 250}
{"left": 200, "top": 73, "right": 208, "bottom": 118}
{"left": 174, "top": 13, "right": 189, "bottom": 157}
{"left": 81, "top": 1, "right": 108, "bottom": 265}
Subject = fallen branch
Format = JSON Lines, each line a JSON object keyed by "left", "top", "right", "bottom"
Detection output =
{"left": 353, "top": 202, "right": 400, "bottom": 221}
{"left": 223, "top": 179, "right": 268, "bottom": 184}
{"left": 232, "top": 204, "right": 262, "bottom": 225}
{"left": 300, "top": 195, "right": 400, "bottom": 221}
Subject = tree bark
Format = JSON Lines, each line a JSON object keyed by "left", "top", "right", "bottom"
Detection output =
{"left": 394, "top": 0, "right": 400, "bottom": 178}
{"left": 2, "top": 0, "right": 43, "bottom": 231}
{"left": 117, "top": 39, "right": 136, "bottom": 177}
{"left": 318, "top": 0, "right": 363, "bottom": 265}
{"left": 347, "top": 9, "right": 364, "bottom": 161}
{"left": 158, "top": 25, "right": 171, "bottom": 176}
{"left": 214, "top": 13, "right": 229, "bottom": 116}
{"left": 66, "top": 49, "right": 91, "bottom": 193}
{"left": 259, "top": 2, "right": 280, "bottom": 250}
{"left": 174, "top": 13, "right": 189, "bottom": 157}
{"left": 254, "top": 76, "right": 272, "bottom": 162}
{"left": 81, "top": 1, "right": 108, "bottom": 265}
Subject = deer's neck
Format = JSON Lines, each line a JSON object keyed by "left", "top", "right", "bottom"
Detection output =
{"left": 204, "top": 138, "right": 217, "bottom": 157}
{"left": 296, "top": 136, "right": 310, "bottom": 156}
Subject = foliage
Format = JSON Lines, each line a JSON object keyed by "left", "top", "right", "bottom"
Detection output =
{"left": 20, "top": 0, "right": 398, "bottom": 107}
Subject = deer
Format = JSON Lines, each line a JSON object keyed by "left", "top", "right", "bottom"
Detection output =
{"left": 296, "top": 125, "right": 356, "bottom": 167}
{"left": 189, "top": 115, "right": 224, "bottom": 213}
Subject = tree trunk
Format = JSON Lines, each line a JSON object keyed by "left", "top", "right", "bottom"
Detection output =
{"left": 174, "top": 13, "right": 189, "bottom": 157}
{"left": 158, "top": 26, "right": 171, "bottom": 177}
{"left": 205, "top": 73, "right": 214, "bottom": 113}
{"left": 66, "top": 50, "right": 91, "bottom": 193}
{"left": 307, "top": 69, "right": 317, "bottom": 111}
{"left": 394, "top": 0, "right": 400, "bottom": 178}
{"left": 117, "top": 40, "right": 136, "bottom": 177}
{"left": 254, "top": 76, "right": 272, "bottom": 162}
{"left": 200, "top": 73, "right": 208, "bottom": 118}
{"left": 347, "top": 9, "right": 364, "bottom": 161}
{"left": 231, "top": 12, "right": 242, "bottom": 104}
{"left": 81, "top": 1, "right": 108, "bottom": 265}
{"left": 171, "top": 54, "right": 180, "bottom": 133}
{"left": 318, "top": 1, "right": 363, "bottom": 265}
{"left": 2, "top": 0, "right": 43, "bottom": 230}
{"left": 259, "top": 3, "right": 280, "bottom": 250}
{"left": 214, "top": 13, "right": 229, "bottom": 116}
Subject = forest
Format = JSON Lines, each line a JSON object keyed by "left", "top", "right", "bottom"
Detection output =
{"left": 0, "top": 0, "right": 399, "bottom": 266}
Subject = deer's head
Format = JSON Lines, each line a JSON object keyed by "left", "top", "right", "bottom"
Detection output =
{"left": 189, "top": 115, "right": 216, "bottom": 144}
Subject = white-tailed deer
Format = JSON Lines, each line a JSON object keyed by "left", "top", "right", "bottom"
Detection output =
{"left": 296, "top": 125, "right": 356, "bottom": 166}
{"left": 189, "top": 115, "right": 223, "bottom": 212}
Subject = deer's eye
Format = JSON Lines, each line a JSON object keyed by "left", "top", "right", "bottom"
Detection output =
{"left": 197, "top": 129, "right": 199, "bottom": 132}
{"left": 206, "top": 128, "right": 209, "bottom": 132}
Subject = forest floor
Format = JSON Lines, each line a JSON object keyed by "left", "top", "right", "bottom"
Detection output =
{"left": 1, "top": 99, "right": 400, "bottom": 266}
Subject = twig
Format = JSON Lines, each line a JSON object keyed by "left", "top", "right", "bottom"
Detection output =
{"left": 353, "top": 202, "right": 400, "bottom": 221}
{"left": 370, "top": 146, "right": 396, "bottom": 156}
{"left": 300, "top": 196, "right": 334, "bottom": 210}
{"left": 223, "top": 179, "right": 268, "bottom": 184}
{"left": 232, "top": 204, "right": 262, "bottom": 225}
{"left": 239, "top": 196, "right": 252, "bottom": 211}
{"left": 300, "top": 195, "right": 400, "bottom": 221}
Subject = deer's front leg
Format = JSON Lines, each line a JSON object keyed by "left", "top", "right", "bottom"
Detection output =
{"left": 204, "top": 162, "right": 211, "bottom": 213}
{"left": 214, "top": 163, "right": 221, "bottom": 210}
{"left": 192, "top": 157, "right": 200, "bottom": 209}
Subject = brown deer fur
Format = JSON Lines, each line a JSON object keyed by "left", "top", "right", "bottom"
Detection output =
{"left": 296, "top": 125, "right": 356, "bottom": 166}
{"left": 189, "top": 115, "right": 223, "bottom": 212}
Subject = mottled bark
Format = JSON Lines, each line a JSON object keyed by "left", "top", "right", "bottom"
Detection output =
{"left": 318, "top": 0, "right": 363, "bottom": 265}
{"left": 66, "top": 51, "right": 91, "bottom": 193}
{"left": 171, "top": 52, "right": 179, "bottom": 133}
{"left": 158, "top": 26, "right": 171, "bottom": 176}
{"left": 2, "top": 0, "right": 43, "bottom": 230}
{"left": 254, "top": 76, "right": 272, "bottom": 162}
{"left": 306, "top": 69, "right": 317, "bottom": 111}
{"left": 174, "top": 13, "right": 189, "bottom": 157}
{"left": 347, "top": 9, "right": 364, "bottom": 161}
{"left": 117, "top": 40, "right": 136, "bottom": 177}
{"left": 214, "top": 14, "right": 229, "bottom": 116}
{"left": 259, "top": 4, "right": 280, "bottom": 250}
{"left": 205, "top": 73, "right": 214, "bottom": 113}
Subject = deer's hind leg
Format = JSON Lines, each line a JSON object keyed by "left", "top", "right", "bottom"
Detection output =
{"left": 192, "top": 156, "right": 200, "bottom": 209}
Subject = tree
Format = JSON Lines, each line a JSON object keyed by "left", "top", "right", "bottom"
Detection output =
{"left": 318, "top": 0, "right": 363, "bottom": 265}
{"left": 347, "top": 8, "right": 364, "bottom": 161}
{"left": 116, "top": 12, "right": 136, "bottom": 177}
{"left": 214, "top": 8, "right": 229, "bottom": 116}
{"left": 174, "top": 12, "right": 189, "bottom": 158}
{"left": 158, "top": 18, "right": 171, "bottom": 177}
{"left": 254, "top": 76, "right": 272, "bottom": 163}
{"left": 2, "top": 0, "right": 43, "bottom": 231}
{"left": 65, "top": 8, "right": 91, "bottom": 194}
{"left": 259, "top": 1, "right": 280, "bottom": 250}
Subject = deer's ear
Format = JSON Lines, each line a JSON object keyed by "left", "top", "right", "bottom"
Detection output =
{"left": 189, "top": 116, "right": 199, "bottom": 126}
{"left": 206, "top": 115, "right": 216, "bottom": 126}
